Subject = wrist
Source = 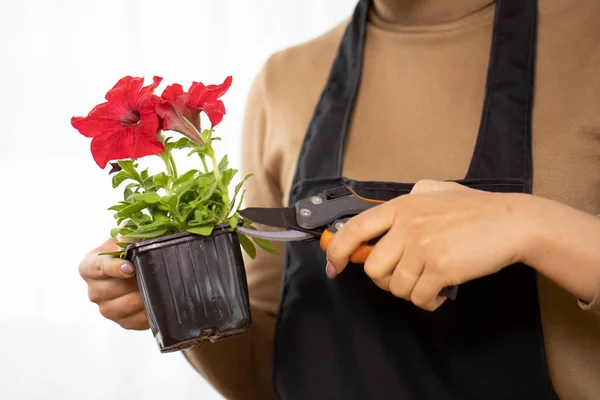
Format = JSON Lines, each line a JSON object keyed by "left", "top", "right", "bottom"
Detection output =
{"left": 503, "top": 192, "right": 551, "bottom": 267}
{"left": 499, "top": 192, "right": 600, "bottom": 302}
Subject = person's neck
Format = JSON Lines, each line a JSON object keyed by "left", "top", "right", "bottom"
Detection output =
{"left": 372, "top": 0, "right": 495, "bottom": 27}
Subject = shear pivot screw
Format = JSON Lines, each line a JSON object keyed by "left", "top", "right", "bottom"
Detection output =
{"left": 300, "top": 208, "right": 312, "bottom": 217}
{"left": 334, "top": 221, "right": 345, "bottom": 230}
{"left": 310, "top": 196, "right": 323, "bottom": 205}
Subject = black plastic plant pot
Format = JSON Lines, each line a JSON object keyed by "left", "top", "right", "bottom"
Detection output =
{"left": 124, "top": 224, "right": 252, "bottom": 353}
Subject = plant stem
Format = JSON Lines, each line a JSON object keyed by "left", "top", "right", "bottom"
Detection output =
{"left": 157, "top": 133, "right": 175, "bottom": 190}
{"left": 159, "top": 152, "right": 175, "bottom": 196}
{"left": 133, "top": 170, "right": 145, "bottom": 189}
{"left": 168, "top": 151, "right": 178, "bottom": 179}
{"left": 200, "top": 154, "right": 209, "bottom": 173}
{"left": 210, "top": 150, "right": 221, "bottom": 181}
{"left": 161, "top": 153, "right": 174, "bottom": 180}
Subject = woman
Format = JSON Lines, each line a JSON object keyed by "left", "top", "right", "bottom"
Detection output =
{"left": 79, "top": 0, "right": 600, "bottom": 398}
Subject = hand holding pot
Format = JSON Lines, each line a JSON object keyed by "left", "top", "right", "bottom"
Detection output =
{"left": 79, "top": 238, "right": 149, "bottom": 330}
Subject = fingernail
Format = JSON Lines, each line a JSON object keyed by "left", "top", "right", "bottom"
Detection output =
{"left": 325, "top": 261, "right": 337, "bottom": 279}
{"left": 121, "top": 263, "right": 134, "bottom": 275}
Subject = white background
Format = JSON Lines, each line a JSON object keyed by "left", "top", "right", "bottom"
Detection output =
{"left": 0, "top": 0, "right": 355, "bottom": 398}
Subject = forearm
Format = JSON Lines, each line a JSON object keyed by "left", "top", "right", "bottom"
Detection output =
{"left": 515, "top": 193, "right": 600, "bottom": 304}
{"left": 183, "top": 309, "right": 278, "bottom": 400}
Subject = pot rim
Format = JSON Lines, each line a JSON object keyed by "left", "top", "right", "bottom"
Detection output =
{"left": 124, "top": 221, "right": 239, "bottom": 258}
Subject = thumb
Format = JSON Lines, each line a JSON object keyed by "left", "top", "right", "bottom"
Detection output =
{"left": 410, "top": 179, "right": 470, "bottom": 194}
{"left": 83, "top": 238, "right": 136, "bottom": 279}
{"left": 113, "top": 234, "right": 141, "bottom": 277}
{"left": 115, "top": 220, "right": 141, "bottom": 246}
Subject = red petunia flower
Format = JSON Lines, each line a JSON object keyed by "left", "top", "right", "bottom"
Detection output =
{"left": 155, "top": 84, "right": 204, "bottom": 146}
{"left": 72, "top": 76, "right": 165, "bottom": 168}
{"left": 188, "top": 75, "right": 232, "bottom": 127}
{"left": 155, "top": 76, "right": 232, "bottom": 146}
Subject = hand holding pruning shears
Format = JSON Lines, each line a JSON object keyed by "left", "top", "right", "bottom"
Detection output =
{"left": 239, "top": 179, "right": 527, "bottom": 307}
{"left": 324, "top": 180, "right": 530, "bottom": 311}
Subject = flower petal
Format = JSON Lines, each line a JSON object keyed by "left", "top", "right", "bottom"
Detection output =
{"left": 137, "top": 76, "right": 163, "bottom": 106}
{"left": 188, "top": 76, "right": 232, "bottom": 108}
{"left": 201, "top": 100, "right": 226, "bottom": 127}
{"left": 90, "top": 119, "right": 164, "bottom": 169}
{"left": 104, "top": 76, "right": 142, "bottom": 117}
{"left": 161, "top": 83, "right": 185, "bottom": 103}
{"left": 71, "top": 102, "right": 125, "bottom": 138}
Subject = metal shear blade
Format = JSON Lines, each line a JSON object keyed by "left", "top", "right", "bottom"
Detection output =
{"left": 238, "top": 207, "right": 300, "bottom": 230}
{"left": 235, "top": 225, "right": 313, "bottom": 242}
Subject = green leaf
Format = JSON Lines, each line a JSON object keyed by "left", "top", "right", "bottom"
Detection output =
{"left": 116, "top": 242, "right": 134, "bottom": 249}
{"left": 199, "top": 180, "right": 219, "bottom": 202}
{"left": 143, "top": 172, "right": 156, "bottom": 190}
{"left": 160, "top": 194, "right": 178, "bottom": 210}
{"left": 178, "top": 204, "right": 193, "bottom": 220}
{"left": 253, "top": 237, "right": 279, "bottom": 255}
{"left": 175, "top": 177, "right": 199, "bottom": 199}
{"left": 173, "top": 137, "right": 191, "bottom": 149}
{"left": 221, "top": 168, "right": 237, "bottom": 188}
{"left": 156, "top": 203, "right": 171, "bottom": 212}
{"left": 173, "top": 169, "right": 198, "bottom": 187}
{"left": 187, "top": 148, "right": 206, "bottom": 157}
{"left": 218, "top": 155, "right": 228, "bottom": 171}
{"left": 118, "top": 160, "right": 135, "bottom": 174}
{"left": 119, "top": 201, "right": 149, "bottom": 216}
{"left": 153, "top": 172, "right": 170, "bottom": 189}
{"left": 140, "top": 169, "right": 149, "bottom": 180}
{"left": 110, "top": 228, "right": 121, "bottom": 238}
{"left": 165, "top": 136, "right": 192, "bottom": 151}
{"left": 231, "top": 189, "right": 246, "bottom": 215}
{"left": 111, "top": 171, "right": 132, "bottom": 188}
{"left": 237, "top": 233, "right": 256, "bottom": 259}
{"left": 192, "top": 208, "right": 215, "bottom": 224}
{"left": 201, "top": 129, "right": 211, "bottom": 142}
{"left": 188, "top": 218, "right": 217, "bottom": 227}
{"left": 151, "top": 210, "right": 171, "bottom": 222}
{"left": 228, "top": 215, "right": 239, "bottom": 230}
{"left": 122, "top": 229, "right": 168, "bottom": 239}
{"left": 229, "top": 173, "right": 253, "bottom": 209}
{"left": 124, "top": 186, "right": 134, "bottom": 200}
{"left": 98, "top": 251, "right": 126, "bottom": 258}
{"left": 136, "top": 220, "right": 176, "bottom": 233}
{"left": 108, "top": 203, "right": 128, "bottom": 212}
{"left": 131, "top": 212, "right": 152, "bottom": 225}
{"left": 187, "top": 224, "right": 215, "bottom": 236}
{"left": 129, "top": 193, "right": 160, "bottom": 203}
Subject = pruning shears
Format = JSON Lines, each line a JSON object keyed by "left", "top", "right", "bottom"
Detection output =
{"left": 237, "top": 186, "right": 458, "bottom": 300}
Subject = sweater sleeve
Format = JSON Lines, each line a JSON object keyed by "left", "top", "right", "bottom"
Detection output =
{"left": 577, "top": 214, "right": 600, "bottom": 315}
{"left": 182, "top": 61, "right": 286, "bottom": 400}
{"left": 578, "top": 290, "right": 600, "bottom": 315}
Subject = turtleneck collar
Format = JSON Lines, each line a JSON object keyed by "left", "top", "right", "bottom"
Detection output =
{"left": 371, "top": 0, "right": 495, "bottom": 28}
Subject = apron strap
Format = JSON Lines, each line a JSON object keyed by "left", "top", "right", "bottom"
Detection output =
{"left": 290, "top": 0, "right": 370, "bottom": 184}
{"left": 466, "top": 0, "right": 538, "bottom": 187}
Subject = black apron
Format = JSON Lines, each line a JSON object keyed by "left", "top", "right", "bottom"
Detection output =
{"left": 273, "top": 0, "right": 559, "bottom": 399}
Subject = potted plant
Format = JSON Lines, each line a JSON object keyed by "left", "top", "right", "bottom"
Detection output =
{"left": 72, "top": 75, "right": 276, "bottom": 352}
